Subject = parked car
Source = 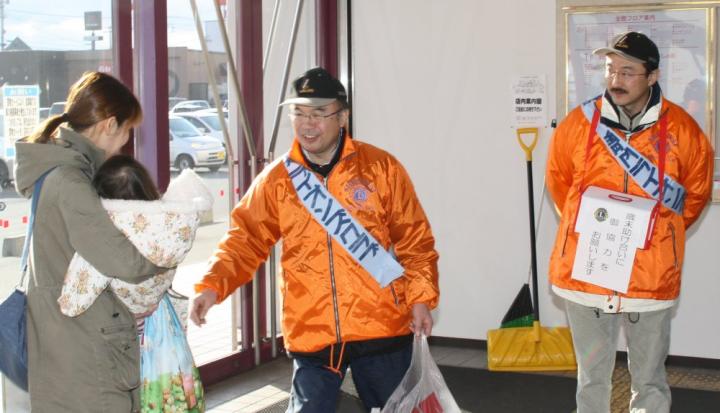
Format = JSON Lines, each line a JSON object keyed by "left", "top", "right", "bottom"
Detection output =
{"left": 169, "top": 115, "right": 225, "bottom": 172}
{"left": 0, "top": 112, "right": 13, "bottom": 189}
{"left": 168, "top": 97, "right": 187, "bottom": 111}
{"left": 177, "top": 109, "right": 228, "bottom": 143}
{"left": 169, "top": 100, "right": 211, "bottom": 114}
{"left": 178, "top": 110, "right": 229, "bottom": 165}
{"left": 0, "top": 156, "right": 12, "bottom": 189}
{"left": 49, "top": 101, "right": 66, "bottom": 117}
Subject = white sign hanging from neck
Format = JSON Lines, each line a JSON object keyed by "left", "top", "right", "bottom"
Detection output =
{"left": 572, "top": 186, "right": 658, "bottom": 293}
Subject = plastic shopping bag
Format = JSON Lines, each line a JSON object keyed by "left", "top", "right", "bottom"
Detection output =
{"left": 166, "top": 288, "right": 190, "bottom": 332}
{"left": 140, "top": 295, "right": 205, "bottom": 412}
{"left": 381, "top": 334, "right": 461, "bottom": 413}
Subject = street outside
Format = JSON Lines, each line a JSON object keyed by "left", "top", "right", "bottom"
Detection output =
{"left": 0, "top": 165, "right": 248, "bottom": 365}
{"left": 0, "top": 165, "right": 262, "bottom": 411}
{"left": 0, "top": 166, "right": 234, "bottom": 239}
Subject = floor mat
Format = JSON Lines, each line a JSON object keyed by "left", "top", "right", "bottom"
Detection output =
{"left": 439, "top": 365, "right": 577, "bottom": 413}
{"left": 609, "top": 365, "right": 720, "bottom": 412}
{"left": 255, "top": 391, "right": 365, "bottom": 413}
{"left": 438, "top": 365, "right": 720, "bottom": 413}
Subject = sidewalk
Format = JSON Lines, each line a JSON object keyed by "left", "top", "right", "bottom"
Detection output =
{"left": 0, "top": 218, "right": 236, "bottom": 412}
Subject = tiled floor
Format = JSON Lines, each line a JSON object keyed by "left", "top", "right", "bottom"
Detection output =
{"left": 3, "top": 340, "right": 718, "bottom": 412}
{"left": 205, "top": 358, "right": 293, "bottom": 412}
{"left": 203, "top": 344, "right": 720, "bottom": 413}
{"left": 203, "top": 345, "right": 487, "bottom": 413}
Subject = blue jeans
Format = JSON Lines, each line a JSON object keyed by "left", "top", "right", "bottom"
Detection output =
{"left": 286, "top": 343, "right": 412, "bottom": 413}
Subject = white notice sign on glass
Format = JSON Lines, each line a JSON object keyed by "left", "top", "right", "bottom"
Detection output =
{"left": 511, "top": 75, "right": 547, "bottom": 127}
{"left": 2, "top": 85, "right": 40, "bottom": 160}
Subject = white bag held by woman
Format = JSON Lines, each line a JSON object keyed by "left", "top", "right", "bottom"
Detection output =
{"left": 379, "top": 334, "right": 461, "bottom": 413}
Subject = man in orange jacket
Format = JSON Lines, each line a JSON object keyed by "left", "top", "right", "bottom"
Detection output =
{"left": 190, "top": 67, "right": 440, "bottom": 412}
{"left": 547, "top": 32, "right": 713, "bottom": 412}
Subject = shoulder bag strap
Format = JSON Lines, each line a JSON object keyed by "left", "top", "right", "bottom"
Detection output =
{"left": 18, "top": 168, "right": 55, "bottom": 289}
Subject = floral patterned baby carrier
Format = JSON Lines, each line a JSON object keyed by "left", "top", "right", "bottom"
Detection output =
{"left": 58, "top": 168, "right": 212, "bottom": 316}
{"left": 58, "top": 198, "right": 201, "bottom": 315}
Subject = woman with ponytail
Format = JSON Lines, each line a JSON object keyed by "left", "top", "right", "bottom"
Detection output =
{"left": 14, "top": 71, "right": 166, "bottom": 412}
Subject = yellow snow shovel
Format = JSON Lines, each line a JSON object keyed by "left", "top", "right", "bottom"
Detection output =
{"left": 486, "top": 127, "right": 577, "bottom": 372}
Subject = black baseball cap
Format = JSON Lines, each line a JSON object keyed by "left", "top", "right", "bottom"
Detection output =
{"left": 280, "top": 67, "right": 347, "bottom": 107}
{"left": 593, "top": 32, "right": 660, "bottom": 70}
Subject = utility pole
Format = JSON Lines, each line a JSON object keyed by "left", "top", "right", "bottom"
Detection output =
{"left": 0, "top": 0, "right": 8, "bottom": 51}
{"left": 84, "top": 10, "right": 103, "bottom": 51}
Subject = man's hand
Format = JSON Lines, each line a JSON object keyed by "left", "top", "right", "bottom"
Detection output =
{"left": 190, "top": 289, "right": 218, "bottom": 327}
{"left": 409, "top": 303, "right": 433, "bottom": 337}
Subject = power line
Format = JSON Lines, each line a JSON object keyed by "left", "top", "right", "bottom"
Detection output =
{"left": 6, "top": 8, "right": 90, "bottom": 19}
{"left": 1, "top": 0, "right": 8, "bottom": 50}
{"left": 9, "top": 8, "right": 209, "bottom": 21}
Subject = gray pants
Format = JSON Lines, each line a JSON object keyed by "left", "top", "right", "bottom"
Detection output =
{"left": 565, "top": 300, "right": 672, "bottom": 413}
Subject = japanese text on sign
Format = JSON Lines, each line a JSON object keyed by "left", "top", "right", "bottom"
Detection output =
{"left": 572, "top": 186, "right": 656, "bottom": 293}
{"left": 2, "top": 85, "right": 40, "bottom": 159}
{"left": 511, "top": 75, "right": 547, "bottom": 126}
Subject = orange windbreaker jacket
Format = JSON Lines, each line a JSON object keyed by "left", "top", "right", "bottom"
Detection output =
{"left": 547, "top": 95, "right": 713, "bottom": 300}
{"left": 195, "top": 134, "right": 439, "bottom": 353}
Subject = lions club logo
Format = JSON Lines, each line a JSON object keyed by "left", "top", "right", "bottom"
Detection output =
{"left": 594, "top": 208, "right": 608, "bottom": 222}
{"left": 353, "top": 188, "right": 368, "bottom": 202}
{"left": 344, "top": 177, "right": 375, "bottom": 209}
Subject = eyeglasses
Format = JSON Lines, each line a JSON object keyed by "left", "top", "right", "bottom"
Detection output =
{"left": 288, "top": 108, "right": 343, "bottom": 123}
{"left": 605, "top": 69, "right": 648, "bottom": 81}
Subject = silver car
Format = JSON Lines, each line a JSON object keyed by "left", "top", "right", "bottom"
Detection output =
{"left": 0, "top": 112, "right": 13, "bottom": 189}
{"left": 169, "top": 116, "right": 226, "bottom": 172}
{"left": 178, "top": 109, "right": 228, "bottom": 143}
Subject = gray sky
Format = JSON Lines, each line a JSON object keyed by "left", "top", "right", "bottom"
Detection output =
{"left": 3, "top": 0, "right": 220, "bottom": 51}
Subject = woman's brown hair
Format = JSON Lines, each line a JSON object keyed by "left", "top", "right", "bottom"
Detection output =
{"left": 28, "top": 71, "right": 142, "bottom": 143}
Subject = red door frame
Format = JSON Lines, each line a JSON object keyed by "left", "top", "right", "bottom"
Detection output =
{"left": 316, "top": 0, "right": 338, "bottom": 77}
{"left": 112, "top": 0, "right": 135, "bottom": 156}
{"left": 133, "top": 0, "right": 170, "bottom": 191}
{"left": 111, "top": 0, "right": 340, "bottom": 386}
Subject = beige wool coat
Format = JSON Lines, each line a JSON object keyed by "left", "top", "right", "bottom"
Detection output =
{"left": 14, "top": 127, "right": 162, "bottom": 412}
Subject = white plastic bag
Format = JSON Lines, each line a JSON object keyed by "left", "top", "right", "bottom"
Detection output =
{"left": 381, "top": 334, "right": 461, "bottom": 413}
{"left": 140, "top": 295, "right": 204, "bottom": 412}
{"left": 164, "top": 168, "right": 214, "bottom": 211}
{"left": 166, "top": 287, "right": 190, "bottom": 332}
